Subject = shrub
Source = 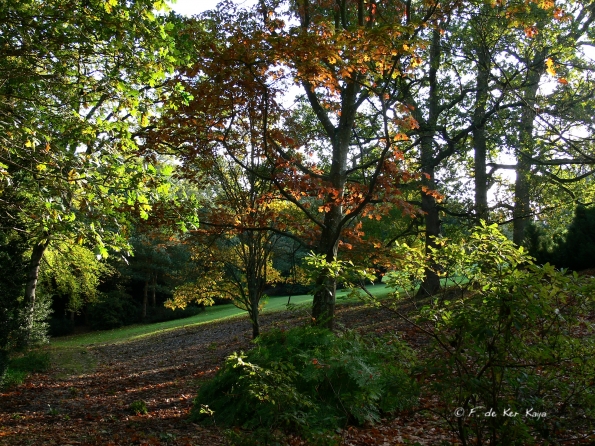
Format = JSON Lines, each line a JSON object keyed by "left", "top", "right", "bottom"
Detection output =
{"left": 15, "top": 294, "right": 53, "bottom": 349}
{"left": 556, "top": 205, "right": 595, "bottom": 271}
{"left": 1, "top": 351, "right": 51, "bottom": 389}
{"left": 191, "top": 326, "right": 418, "bottom": 442}
{"left": 526, "top": 205, "right": 595, "bottom": 271}
{"left": 0, "top": 231, "right": 29, "bottom": 351}
{"left": 384, "top": 222, "right": 595, "bottom": 445}
{"left": 129, "top": 400, "right": 149, "bottom": 415}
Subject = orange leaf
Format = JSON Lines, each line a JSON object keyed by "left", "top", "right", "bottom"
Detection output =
{"left": 524, "top": 26, "right": 538, "bottom": 38}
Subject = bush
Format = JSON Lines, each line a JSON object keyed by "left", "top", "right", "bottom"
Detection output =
{"left": 1, "top": 351, "right": 51, "bottom": 389}
{"left": 191, "top": 326, "right": 418, "bottom": 442}
{"left": 526, "top": 205, "right": 595, "bottom": 271}
{"left": 129, "top": 400, "right": 148, "bottom": 415}
{"left": 0, "top": 231, "right": 29, "bottom": 351}
{"left": 87, "top": 290, "right": 140, "bottom": 330}
{"left": 15, "top": 294, "right": 52, "bottom": 349}
{"left": 385, "top": 222, "right": 595, "bottom": 445}
{"left": 556, "top": 205, "right": 595, "bottom": 271}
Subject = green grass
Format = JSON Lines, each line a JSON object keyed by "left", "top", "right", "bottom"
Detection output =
{"left": 51, "top": 347, "right": 98, "bottom": 379}
{"left": 1, "top": 351, "right": 51, "bottom": 388}
{"left": 50, "top": 283, "right": 393, "bottom": 349}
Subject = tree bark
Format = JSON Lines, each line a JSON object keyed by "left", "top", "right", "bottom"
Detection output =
{"left": 312, "top": 201, "right": 342, "bottom": 329}
{"left": 23, "top": 239, "right": 49, "bottom": 340}
{"left": 415, "top": 28, "right": 442, "bottom": 298}
{"left": 249, "top": 296, "right": 260, "bottom": 339}
{"left": 472, "top": 38, "right": 490, "bottom": 222}
{"left": 513, "top": 50, "right": 545, "bottom": 246}
{"left": 151, "top": 274, "right": 157, "bottom": 308}
{"left": 142, "top": 278, "right": 149, "bottom": 319}
{"left": 416, "top": 136, "right": 441, "bottom": 298}
{"left": 309, "top": 76, "right": 356, "bottom": 329}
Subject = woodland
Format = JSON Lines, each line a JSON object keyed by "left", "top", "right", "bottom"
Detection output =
{"left": 1, "top": 0, "right": 595, "bottom": 444}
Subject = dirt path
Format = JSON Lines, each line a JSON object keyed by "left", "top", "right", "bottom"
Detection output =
{"left": 0, "top": 305, "right": 454, "bottom": 445}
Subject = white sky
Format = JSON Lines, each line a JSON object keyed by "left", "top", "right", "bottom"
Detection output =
{"left": 167, "top": 0, "right": 256, "bottom": 15}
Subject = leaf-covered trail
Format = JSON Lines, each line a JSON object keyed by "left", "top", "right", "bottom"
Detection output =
{"left": 0, "top": 305, "right": 455, "bottom": 445}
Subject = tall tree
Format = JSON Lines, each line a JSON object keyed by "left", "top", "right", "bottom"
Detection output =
{"left": 0, "top": 0, "right": 186, "bottom": 343}
{"left": 154, "top": 0, "right": 448, "bottom": 328}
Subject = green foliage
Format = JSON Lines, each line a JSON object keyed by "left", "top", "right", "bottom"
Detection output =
{"left": 385, "top": 222, "right": 595, "bottom": 445}
{"left": 0, "top": 231, "right": 29, "bottom": 350}
{"left": 303, "top": 253, "right": 376, "bottom": 297}
{"left": 1, "top": 351, "right": 51, "bottom": 389}
{"left": 129, "top": 400, "right": 149, "bottom": 415}
{"left": 191, "top": 326, "right": 418, "bottom": 441}
{"left": 39, "top": 243, "right": 113, "bottom": 315}
{"left": 87, "top": 290, "right": 140, "bottom": 330}
{"left": 14, "top": 293, "right": 53, "bottom": 349}
{"left": 529, "top": 205, "right": 595, "bottom": 271}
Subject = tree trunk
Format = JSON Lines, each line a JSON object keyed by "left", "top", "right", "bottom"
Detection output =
{"left": 151, "top": 274, "right": 157, "bottom": 308}
{"left": 312, "top": 204, "right": 342, "bottom": 329}
{"left": 416, "top": 155, "right": 441, "bottom": 298}
{"left": 415, "top": 28, "right": 441, "bottom": 299}
{"left": 312, "top": 271, "right": 337, "bottom": 329}
{"left": 249, "top": 298, "right": 260, "bottom": 339}
{"left": 23, "top": 240, "right": 49, "bottom": 341}
{"left": 142, "top": 279, "right": 149, "bottom": 319}
{"left": 513, "top": 50, "right": 545, "bottom": 245}
{"left": 473, "top": 40, "right": 490, "bottom": 222}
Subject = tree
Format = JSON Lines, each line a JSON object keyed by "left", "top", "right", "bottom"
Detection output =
{"left": 400, "top": 0, "right": 595, "bottom": 296}
{"left": 154, "top": 0, "right": 451, "bottom": 328}
{"left": 169, "top": 154, "right": 284, "bottom": 338}
{"left": 0, "top": 0, "right": 188, "bottom": 344}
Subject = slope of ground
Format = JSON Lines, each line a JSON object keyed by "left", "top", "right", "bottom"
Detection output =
{"left": 0, "top": 303, "right": 456, "bottom": 445}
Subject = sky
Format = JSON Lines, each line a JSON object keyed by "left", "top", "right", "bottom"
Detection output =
{"left": 166, "top": 0, "right": 255, "bottom": 16}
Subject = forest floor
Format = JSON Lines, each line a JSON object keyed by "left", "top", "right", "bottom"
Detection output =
{"left": 0, "top": 302, "right": 461, "bottom": 445}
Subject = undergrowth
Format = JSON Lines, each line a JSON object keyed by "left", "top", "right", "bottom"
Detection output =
{"left": 191, "top": 326, "right": 418, "bottom": 444}
{"left": 1, "top": 351, "right": 51, "bottom": 388}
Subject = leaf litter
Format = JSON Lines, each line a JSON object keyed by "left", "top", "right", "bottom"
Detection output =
{"left": 0, "top": 303, "right": 458, "bottom": 445}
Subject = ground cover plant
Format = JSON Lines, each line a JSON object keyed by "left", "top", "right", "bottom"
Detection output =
{"left": 191, "top": 326, "right": 418, "bottom": 444}
{"left": 0, "top": 351, "right": 50, "bottom": 389}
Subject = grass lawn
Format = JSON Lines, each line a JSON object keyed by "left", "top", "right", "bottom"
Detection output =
{"left": 49, "top": 283, "right": 394, "bottom": 349}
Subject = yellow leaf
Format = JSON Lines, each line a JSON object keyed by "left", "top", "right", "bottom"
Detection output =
{"left": 545, "top": 58, "right": 556, "bottom": 76}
